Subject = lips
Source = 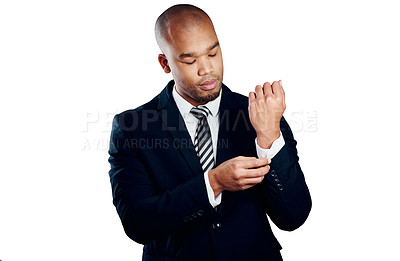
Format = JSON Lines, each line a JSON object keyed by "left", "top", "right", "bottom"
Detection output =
{"left": 199, "top": 79, "right": 217, "bottom": 90}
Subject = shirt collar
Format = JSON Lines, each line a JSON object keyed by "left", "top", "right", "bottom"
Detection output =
{"left": 172, "top": 84, "right": 222, "bottom": 117}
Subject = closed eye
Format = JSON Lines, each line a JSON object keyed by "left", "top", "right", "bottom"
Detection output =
{"left": 184, "top": 60, "right": 196, "bottom": 65}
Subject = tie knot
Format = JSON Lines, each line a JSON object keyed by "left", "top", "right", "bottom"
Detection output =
{"left": 190, "top": 106, "right": 210, "bottom": 120}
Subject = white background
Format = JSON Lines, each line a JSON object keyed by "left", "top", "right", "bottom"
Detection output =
{"left": 1, "top": 0, "right": 399, "bottom": 260}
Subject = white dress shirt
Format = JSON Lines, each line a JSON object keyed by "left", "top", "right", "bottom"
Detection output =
{"left": 172, "top": 85, "right": 285, "bottom": 208}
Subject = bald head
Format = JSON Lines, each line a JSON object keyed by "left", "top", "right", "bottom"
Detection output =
{"left": 155, "top": 4, "right": 212, "bottom": 53}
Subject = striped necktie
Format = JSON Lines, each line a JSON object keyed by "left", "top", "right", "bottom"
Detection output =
{"left": 190, "top": 106, "right": 215, "bottom": 172}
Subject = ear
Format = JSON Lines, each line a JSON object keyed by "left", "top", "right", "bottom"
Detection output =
{"left": 158, "top": 54, "right": 171, "bottom": 74}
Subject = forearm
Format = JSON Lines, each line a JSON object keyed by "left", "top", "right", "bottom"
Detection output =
{"left": 257, "top": 117, "right": 312, "bottom": 231}
{"left": 116, "top": 173, "right": 213, "bottom": 244}
{"left": 109, "top": 115, "right": 214, "bottom": 244}
{"left": 260, "top": 145, "right": 312, "bottom": 231}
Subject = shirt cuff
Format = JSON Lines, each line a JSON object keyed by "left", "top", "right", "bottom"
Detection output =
{"left": 255, "top": 132, "right": 285, "bottom": 159}
{"left": 204, "top": 171, "right": 222, "bottom": 208}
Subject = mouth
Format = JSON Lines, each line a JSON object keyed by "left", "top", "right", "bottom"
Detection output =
{"left": 199, "top": 79, "right": 218, "bottom": 90}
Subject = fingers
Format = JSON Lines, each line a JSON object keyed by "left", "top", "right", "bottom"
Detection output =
{"left": 253, "top": 81, "right": 284, "bottom": 99}
{"left": 235, "top": 157, "right": 270, "bottom": 169}
{"left": 240, "top": 176, "right": 265, "bottom": 188}
{"left": 217, "top": 156, "right": 273, "bottom": 192}
{"left": 245, "top": 164, "right": 270, "bottom": 178}
{"left": 237, "top": 166, "right": 269, "bottom": 189}
{"left": 249, "top": 91, "right": 256, "bottom": 103}
{"left": 233, "top": 156, "right": 256, "bottom": 161}
{"left": 263, "top": 82, "right": 273, "bottom": 96}
{"left": 255, "top": 85, "right": 264, "bottom": 98}
{"left": 279, "top": 80, "right": 285, "bottom": 100}
{"left": 269, "top": 80, "right": 286, "bottom": 107}
{"left": 271, "top": 81, "right": 283, "bottom": 96}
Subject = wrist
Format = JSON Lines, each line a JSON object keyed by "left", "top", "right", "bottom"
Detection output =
{"left": 256, "top": 130, "right": 280, "bottom": 149}
{"left": 208, "top": 169, "right": 223, "bottom": 197}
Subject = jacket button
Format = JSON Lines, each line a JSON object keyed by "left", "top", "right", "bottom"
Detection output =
{"left": 212, "top": 222, "right": 222, "bottom": 229}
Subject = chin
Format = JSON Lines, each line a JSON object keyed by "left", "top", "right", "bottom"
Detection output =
{"left": 202, "top": 88, "right": 221, "bottom": 103}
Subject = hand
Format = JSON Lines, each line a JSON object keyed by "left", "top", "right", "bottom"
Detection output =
{"left": 249, "top": 80, "right": 286, "bottom": 149}
{"left": 208, "top": 156, "right": 271, "bottom": 196}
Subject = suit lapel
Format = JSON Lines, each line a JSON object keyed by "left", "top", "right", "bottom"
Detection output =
{"left": 157, "top": 82, "right": 244, "bottom": 174}
{"left": 216, "top": 84, "right": 235, "bottom": 166}
{"left": 157, "top": 81, "right": 204, "bottom": 177}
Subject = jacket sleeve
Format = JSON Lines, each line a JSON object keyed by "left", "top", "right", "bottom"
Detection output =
{"left": 256, "top": 116, "right": 312, "bottom": 231}
{"left": 108, "top": 114, "right": 214, "bottom": 244}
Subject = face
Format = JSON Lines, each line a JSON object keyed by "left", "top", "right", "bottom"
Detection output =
{"left": 158, "top": 17, "right": 224, "bottom": 107}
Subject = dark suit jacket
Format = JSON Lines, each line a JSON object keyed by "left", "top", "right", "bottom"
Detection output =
{"left": 108, "top": 80, "right": 312, "bottom": 261}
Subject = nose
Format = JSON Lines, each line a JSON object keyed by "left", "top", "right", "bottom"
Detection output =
{"left": 198, "top": 57, "right": 214, "bottom": 76}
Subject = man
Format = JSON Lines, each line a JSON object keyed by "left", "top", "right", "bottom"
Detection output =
{"left": 108, "top": 4, "right": 311, "bottom": 261}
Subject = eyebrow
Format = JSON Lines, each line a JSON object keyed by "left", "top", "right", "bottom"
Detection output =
{"left": 178, "top": 41, "right": 220, "bottom": 60}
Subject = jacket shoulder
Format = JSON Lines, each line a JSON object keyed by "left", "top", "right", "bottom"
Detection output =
{"left": 221, "top": 84, "right": 249, "bottom": 109}
{"left": 112, "top": 92, "right": 162, "bottom": 134}
{"left": 119, "top": 94, "right": 159, "bottom": 115}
